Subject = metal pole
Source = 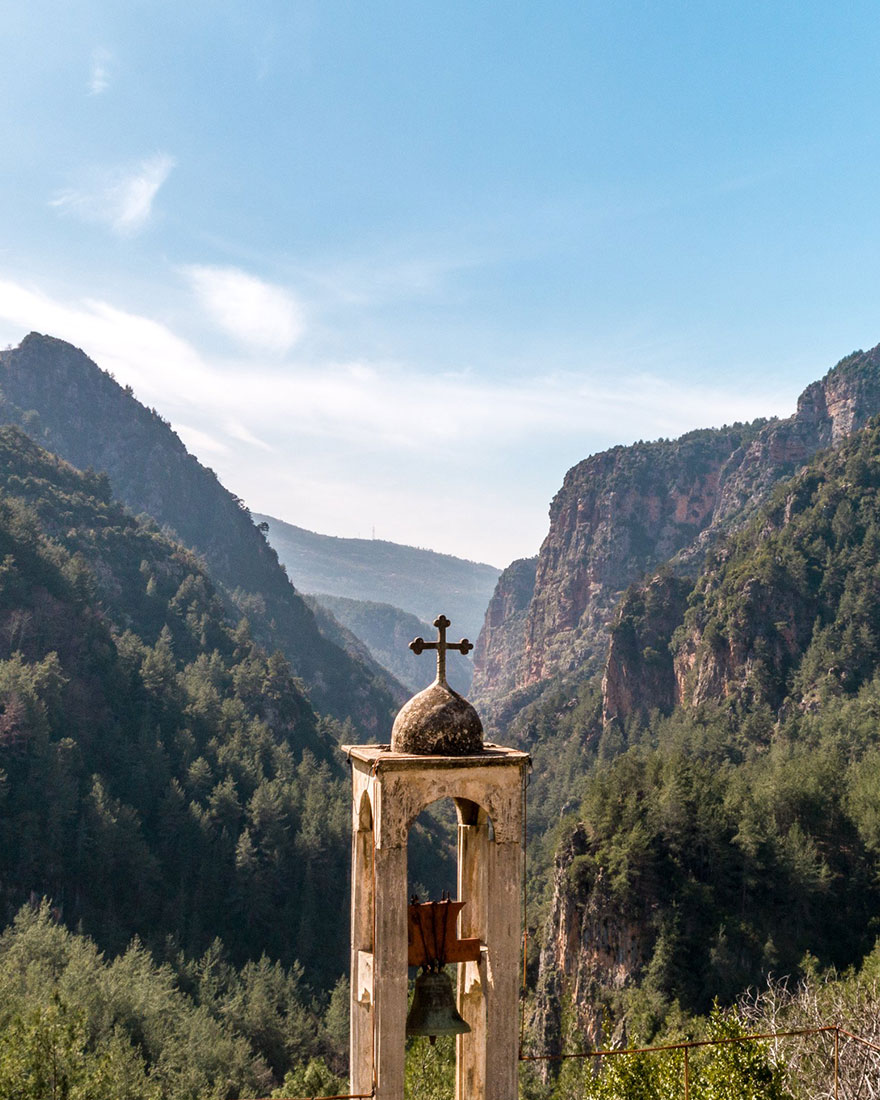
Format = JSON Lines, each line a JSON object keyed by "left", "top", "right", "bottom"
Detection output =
{"left": 834, "top": 1026, "right": 839, "bottom": 1100}
{"left": 684, "top": 1046, "right": 690, "bottom": 1100}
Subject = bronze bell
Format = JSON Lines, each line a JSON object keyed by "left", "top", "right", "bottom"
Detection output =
{"left": 405, "top": 968, "right": 471, "bottom": 1046}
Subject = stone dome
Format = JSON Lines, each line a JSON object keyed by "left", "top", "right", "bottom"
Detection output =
{"left": 391, "top": 680, "right": 484, "bottom": 755}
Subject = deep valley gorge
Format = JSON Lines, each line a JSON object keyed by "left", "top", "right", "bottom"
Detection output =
{"left": 4, "top": 332, "right": 880, "bottom": 1096}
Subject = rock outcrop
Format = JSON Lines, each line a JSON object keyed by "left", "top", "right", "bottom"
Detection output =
{"left": 474, "top": 426, "right": 757, "bottom": 703}
{"left": 475, "top": 344, "right": 880, "bottom": 720}
{"left": 531, "top": 824, "right": 654, "bottom": 1068}
{"left": 600, "top": 571, "right": 692, "bottom": 726}
{"left": 472, "top": 557, "right": 537, "bottom": 699}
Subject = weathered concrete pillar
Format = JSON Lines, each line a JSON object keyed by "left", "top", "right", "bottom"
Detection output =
{"left": 456, "top": 799, "right": 489, "bottom": 1100}
{"left": 485, "top": 838, "right": 522, "bottom": 1100}
{"left": 372, "top": 840, "right": 408, "bottom": 1099}
{"left": 349, "top": 791, "right": 374, "bottom": 1097}
{"left": 345, "top": 745, "right": 528, "bottom": 1100}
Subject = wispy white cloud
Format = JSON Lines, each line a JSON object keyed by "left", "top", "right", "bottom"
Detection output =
{"left": 174, "top": 423, "right": 230, "bottom": 455}
{"left": 226, "top": 420, "right": 275, "bottom": 451}
{"left": 0, "top": 280, "right": 208, "bottom": 400}
{"left": 0, "top": 277, "right": 802, "bottom": 563}
{"left": 182, "top": 265, "right": 305, "bottom": 354}
{"left": 50, "top": 154, "right": 175, "bottom": 237}
{"left": 88, "top": 47, "right": 115, "bottom": 95}
{"left": 2, "top": 277, "right": 790, "bottom": 450}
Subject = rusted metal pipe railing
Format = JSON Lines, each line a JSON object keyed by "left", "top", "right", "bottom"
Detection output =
{"left": 518, "top": 1023, "right": 839, "bottom": 1062}
{"left": 249, "top": 1022, "right": 880, "bottom": 1099}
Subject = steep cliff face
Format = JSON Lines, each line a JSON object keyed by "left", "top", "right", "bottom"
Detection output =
{"left": 477, "top": 343, "right": 880, "bottom": 714}
{"left": 0, "top": 333, "right": 402, "bottom": 732}
{"left": 531, "top": 823, "right": 654, "bottom": 1064}
{"left": 472, "top": 556, "right": 536, "bottom": 700}
{"left": 474, "top": 427, "right": 756, "bottom": 702}
{"left": 529, "top": 351, "right": 880, "bottom": 1058}
{"left": 600, "top": 572, "right": 692, "bottom": 726}
{"left": 534, "top": 421, "right": 880, "bottom": 1045}
{"left": 680, "top": 348, "right": 880, "bottom": 561}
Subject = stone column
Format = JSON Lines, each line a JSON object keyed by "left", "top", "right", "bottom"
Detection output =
{"left": 349, "top": 790, "right": 374, "bottom": 1097}
{"left": 372, "top": 840, "right": 408, "bottom": 1100}
{"left": 485, "top": 837, "right": 522, "bottom": 1100}
{"left": 456, "top": 798, "right": 489, "bottom": 1100}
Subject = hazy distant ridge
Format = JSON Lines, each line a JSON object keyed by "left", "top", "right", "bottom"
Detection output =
{"left": 255, "top": 514, "right": 500, "bottom": 642}
{"left": 309, "top": 594, "right": 473, "bottom": 695}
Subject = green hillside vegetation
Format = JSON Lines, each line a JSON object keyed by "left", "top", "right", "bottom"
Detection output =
{"left": 0, "top": 901, "right": 347, "bottom": 1099}
{"left": 524, "top": 939, "right": 880, "bottom": 1099}
{"left": 523, "top": 418, "right": 880, "bottom": 1066}
{"left": 0, "top": 424, "right": 462, "bottom": 1095}
{"left": 680, "top": 416, "right": 880, "bottom": 713}
{"left": 0, "top": 426, "right": 352, "bottom": 987}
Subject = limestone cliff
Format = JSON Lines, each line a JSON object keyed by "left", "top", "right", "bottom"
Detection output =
{"left": 600, "top": 571, "right": 692, "bottom": 726}
{"left": 531, "top": 823, "right": 654, "bottom": 1066}
{"left": 680, "top": 347, "right": 880, "bottom": 561}
{"left": 474, "top": 426, "right": 757, "bottom": 704}
{"left": 476, "top": 343, "right": 880, "bottom": 721}
{"left": 534, "top": 417, "right": 880, "bottom": 1051}
{"left": 472, "top": 557, "right": 536, "bottom": 698}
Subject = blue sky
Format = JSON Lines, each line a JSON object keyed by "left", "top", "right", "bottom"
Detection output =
{"left": 2, "top": 2, "right": 880, "bottom": 565}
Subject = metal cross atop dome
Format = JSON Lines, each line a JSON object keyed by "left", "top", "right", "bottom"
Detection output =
{"left": 409, "top": 614, "right": 473, "bottom": 687}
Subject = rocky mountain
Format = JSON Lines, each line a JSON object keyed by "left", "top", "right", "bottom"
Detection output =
{"left": 0, "top": 333, "right": 402, "bottom": 734}
{"left": 673, "top": 416, "right": 880, "bottom": 716}
{"left": 255, "top": 512, "right": 500, "bottom": 642}
{"left": 470, "top": 556, "right": 537, "bottom": 717}
{"left": 529, "top": 405, "right": 880, "bottom": 1062}
{"left": 475, "top": 344, "right": 880, "bottom": 717}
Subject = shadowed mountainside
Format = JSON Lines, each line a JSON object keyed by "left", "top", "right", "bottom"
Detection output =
{"left": 308, "top": 593, "right": 473, "bottom": 695}
{"left": 0, "top": 333, "right": 403, "bottom": 734}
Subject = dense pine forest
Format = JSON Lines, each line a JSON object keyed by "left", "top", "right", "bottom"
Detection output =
{"left": 0, "top": 426, "right": 355, "bottom": 1094}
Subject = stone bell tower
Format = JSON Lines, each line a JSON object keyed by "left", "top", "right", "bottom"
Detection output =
{"left": 343, "top": 615, "right": 529, "bottom": 1100}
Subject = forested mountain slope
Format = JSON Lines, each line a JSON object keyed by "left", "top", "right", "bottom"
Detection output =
{"left": 0, "top": 333, "right": 401, "bottom": 734}
{"left": 531, "top": 416, "right": 880, "bottom": 1060}
{"left": 0, "top": 425, "right": 349, "bottom": 990}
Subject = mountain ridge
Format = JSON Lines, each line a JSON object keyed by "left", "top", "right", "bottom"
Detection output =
{"left": 256, "top": 512, "right": 499, "bottom": 643}
{"left": 531, "top": 413, "right": 880, "bottom": 1057}
{"left": 0, "top": 332, "right": 403, "bottom": 733}
{"left": 475, "top": 342, "right": 880, "bottom": 721}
